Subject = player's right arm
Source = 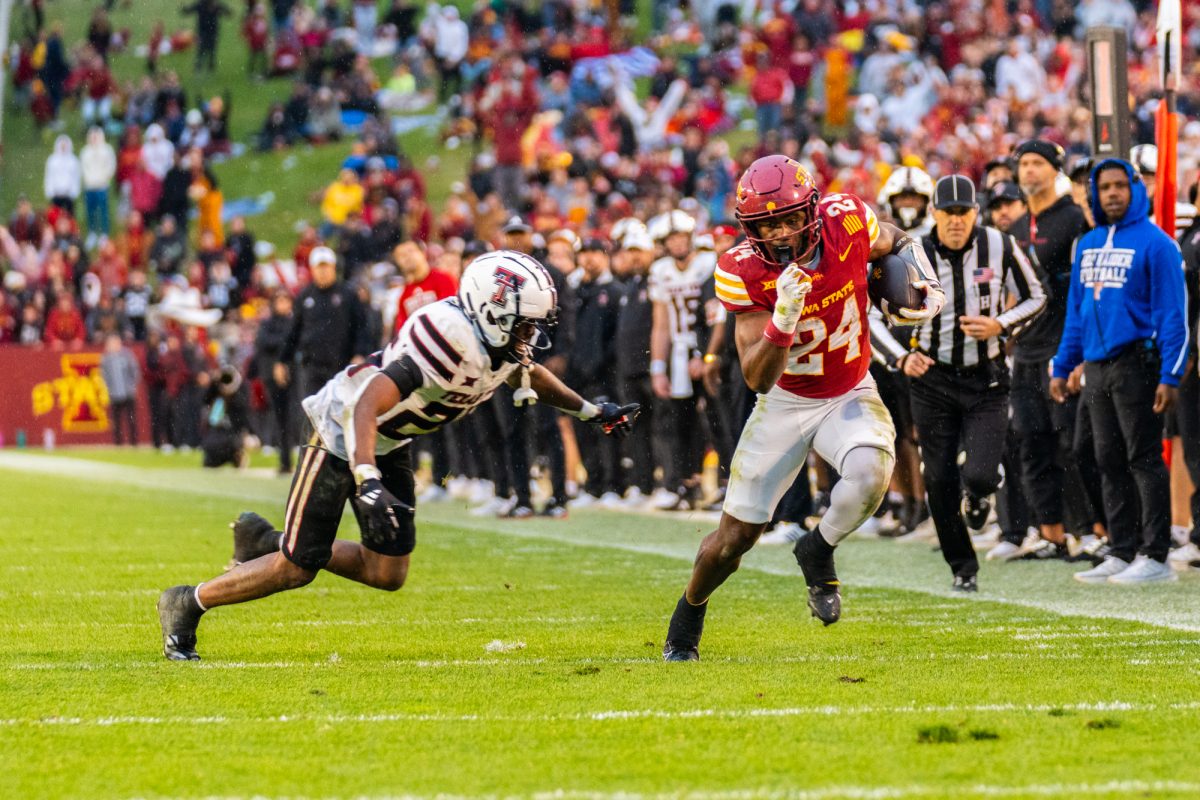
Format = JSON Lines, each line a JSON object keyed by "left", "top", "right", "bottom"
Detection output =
{"left": 347, "top": 355, "right": 424, "bottom": 477}
{"left": 734, "top": 264, "right": 811, "bottom": 394}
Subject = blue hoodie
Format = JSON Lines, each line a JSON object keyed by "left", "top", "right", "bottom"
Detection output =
{"left": 1051, "top": 158, "right": 1189, "bottom": 386}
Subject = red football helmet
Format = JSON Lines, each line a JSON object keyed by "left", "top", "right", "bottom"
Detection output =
{"left": 734, "top": 155, "right": 822, "bottom": 268}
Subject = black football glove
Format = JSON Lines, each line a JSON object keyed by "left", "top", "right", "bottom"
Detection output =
{"left": 354, "top": 478, "right": 415, "bottom": 541}
{"left": 587, "top": 401, "right": 641, "bottom": 438}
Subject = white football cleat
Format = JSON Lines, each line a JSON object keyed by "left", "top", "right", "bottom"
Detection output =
{"left": 597, "top": 491, "right": 625, "bottom": 509}
{"left": 1074, "top": 556, "right": 1131, "bottom": 584}
{"left": 418, "top": 485, "right": 448, "bottom": 504}
{"left": 568, "top": 493, "right": 598, "bottom": 509}
{"left": 1107, "top": 554, "right": 1177, "bottom": 584}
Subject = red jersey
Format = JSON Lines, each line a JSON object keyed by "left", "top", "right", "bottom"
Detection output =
{"left": 395, "top": 268, "right": 459, "bottom": 332}
{"left": 714, "top": 192, "right": 880, "bottom": 399}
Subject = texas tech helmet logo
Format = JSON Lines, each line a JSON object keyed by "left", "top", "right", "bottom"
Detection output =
{"left": 490, "top": 266, "right": 526, "bottom": 306}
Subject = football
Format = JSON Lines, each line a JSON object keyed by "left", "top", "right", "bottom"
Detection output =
{"left": 868, "top": 253, "right": 925, "bottom": 315}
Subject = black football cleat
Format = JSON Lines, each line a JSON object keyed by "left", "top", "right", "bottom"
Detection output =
{"left": 806, "top": 583, "right": 842, "bottom": 626}
{"left": 662, "top": 641, "right": 700, "bottom": 662}
{"left": 951, "top": 573, "right": 978, "bottom": 593}
{"left": 229, "top": 511, "right": 281, "bottom": 569}
{"left": 961, "top": 493, "right": 991, "bottom": 532}
{"left": 158, "top": 585, "right": 204, "bottom": 661}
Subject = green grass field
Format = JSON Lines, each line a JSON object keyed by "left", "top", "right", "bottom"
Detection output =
{"left": 2, "top": 447, "right": 1200, "bottom": 799}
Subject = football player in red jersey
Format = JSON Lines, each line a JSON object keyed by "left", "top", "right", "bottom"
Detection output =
{"left": 662, "top": 155, "right": 945, "bottom": 661}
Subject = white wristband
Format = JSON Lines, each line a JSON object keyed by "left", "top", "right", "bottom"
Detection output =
{"left": 650, "top": 360, "right": 667, "bottom": 376}
{"left": 573, "top": 400, "right": 600, "bottom": 420}
{"left": 771, "top": 305, "right": 802, "bottom": 335}
{"left": 353, "top": 464, "right": 382, "bottom": 485}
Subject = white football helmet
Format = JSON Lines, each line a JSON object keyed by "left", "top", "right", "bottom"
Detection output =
{"left": 457, "top": 250, "right": 558, "bottom": 361}
{"left": 647, "top": 209, "right": 697, "bottom": 244}
{"left": 1131, "top": 144, "right": 1157, "bottom": 176}
{"left": 877, "top": 166, "right": 935, "bottom": 231}
{"left": 610, "top": 216, "right": 648, "bottom": 247}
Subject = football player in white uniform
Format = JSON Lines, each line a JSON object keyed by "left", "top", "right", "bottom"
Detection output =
{"left": 157, "top": 251, "right": 639, "bottom": 661}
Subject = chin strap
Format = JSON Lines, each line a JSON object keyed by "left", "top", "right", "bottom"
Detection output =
{"left": 513, "top": 364, "right": 538, "bottom": 406}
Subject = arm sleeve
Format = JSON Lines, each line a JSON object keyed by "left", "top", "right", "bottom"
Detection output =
{"left": 381, "top": 353, "right": 424, "bottom": 396}
{"left": 996, "top": 234, "right": 1047, "bottom": 334}
{"left": 1151, "top": 237, "right": 1189, "bottom": 386}
{"left": 1051, "top": 239, "right": 1086, "bottom": 379}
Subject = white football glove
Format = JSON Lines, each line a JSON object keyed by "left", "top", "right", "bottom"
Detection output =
{"left": 889, "top": 279, "right": 945, "bottom": 325}
{"left": 771, "top": 265, "right": 813, "bottom": 334}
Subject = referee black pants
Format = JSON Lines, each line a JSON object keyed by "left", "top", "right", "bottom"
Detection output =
{"left": 1081, "top": 344, "right": 1171, "bottom": 563}
{"left": 1174, "top": 366, "right": 1200, "bottom": 545}
{"left": 910, "top": 362, "right": 1009, "bottom": 578}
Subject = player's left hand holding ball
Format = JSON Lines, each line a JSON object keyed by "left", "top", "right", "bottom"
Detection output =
{"left": 895, "top": 279, "right": 944, "bottom": 324}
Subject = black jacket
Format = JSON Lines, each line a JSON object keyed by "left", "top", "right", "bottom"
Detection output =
{"left": 566, "top": 275, "right": 621, "bottom": 389}
{"left": 280, "top": 281, "right": 372, "bottom": 370}
{"left": 615, "top": 272, "right": 653, "bottom": 380}
{"left": 1008, "top": 194, "right": 1088, "bottom": 363}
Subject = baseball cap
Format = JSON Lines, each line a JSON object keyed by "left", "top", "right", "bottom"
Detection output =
{"left": 580, "top": 237, "right": 610, "bottom": 253}
{"left": 983, "top": 156, "right": 1013, "bottom": 176}
{"left": 1068, "top": 155, "right": 1092, "bottom": 182}
{"left": 501, "top": 215, "right": 532, "bottom": 234}
{"left": 547, "top": 228, "right": 581, "bottom": 252}
{"left": 933, "top": 175, "right": 977, "bottom": 210}
{"left": 711, "top": 223, "right": 739, "bottom": 239}
{"left": 986, "top": 181, "right": 1023, "bottom": 207}
{"left": 462, "top": 240, "right": 493, "bottom": 259}
{"left": 1014, "top": 139, "right": 1065, "bottom": 171}
{"left": 309, "top": 245, "right": 337, "bottom": 267}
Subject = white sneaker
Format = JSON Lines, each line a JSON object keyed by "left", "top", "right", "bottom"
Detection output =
{"left": 418, "top": 485, "right": 448, "bottom": 504}
{"left": 985, "top": 541, "right": 1023, "bottom": 562}
{"left": 468, "top": 480, "right": 495, "bottom": 505}
{"left": 1168, "top": 541, "right": 1200, "bottom": 565}
{"left": 597, "top": 491, "right": 625, "bottom": 509}
{"left": 622, "top": 487, "right": 647, "bottom": 509}
{"left": 568, "top": 493, "right": 598, "bottom": 509}
{"left": 1107, "top": 554, "right": 1178, "bottom": 584}
{"left": 650, "top": 487, "right": 681, "bottom": 510}
{"left": 1171, "top": 525, "right": 1191, "bottom": 548}
{"left": 470, "top": 495, "right": 513, "bottom": 517}
{"left": 1074, "top": 556, "right": 1131, "bottom": 584}
{"left": 970, "top": 522, "right": 1001, "bottom": 547}
{"left": 759, "top": 522, "right": 805, "bottom": 545}
{"left": 446, "top": 476, "right": 473, "bottom": 500}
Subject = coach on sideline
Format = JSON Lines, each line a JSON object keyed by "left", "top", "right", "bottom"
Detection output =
{"left": 876, "top": 175, "right": 1045, "bottom": 591}
{"left": 1052, "top": 158, "right": 1189, "bottom": 585}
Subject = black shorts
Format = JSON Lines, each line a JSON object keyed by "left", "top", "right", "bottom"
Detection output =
{"left": 280, "top": 440, "right": 416, "bottom": 572}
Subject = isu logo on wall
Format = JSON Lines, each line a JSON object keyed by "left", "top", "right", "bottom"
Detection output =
{"left": 31, "top": 353, "right": 110, "bottom": 433}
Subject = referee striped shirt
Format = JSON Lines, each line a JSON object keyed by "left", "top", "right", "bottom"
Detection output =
{"left": 913, "top": 225, "right": 1046, "bottom": 367}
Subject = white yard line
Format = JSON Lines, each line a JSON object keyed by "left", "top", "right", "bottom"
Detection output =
{"left": 4, "top": 700, "right": 1200, "bottom": 728}
{"left": 4, "top": 452, "right": 1200, "bottom": 634}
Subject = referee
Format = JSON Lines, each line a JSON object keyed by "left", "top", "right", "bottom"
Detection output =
{"left": 875, "top": 175, "right": 1046, "bottom": 590}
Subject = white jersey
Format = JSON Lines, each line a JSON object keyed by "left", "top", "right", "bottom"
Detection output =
{"left": 303, "top": 298, "right": 519, "bottom": 461}
{"left": 647, "top": 250, "right": 716, "bottom": 348}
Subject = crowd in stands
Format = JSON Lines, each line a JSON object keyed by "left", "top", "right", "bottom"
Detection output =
{"left": 4, "top": 0, "right": 1200, "bottom": 574}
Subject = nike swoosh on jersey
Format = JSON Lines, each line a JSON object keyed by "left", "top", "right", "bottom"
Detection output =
{"left": 838, "top": 243, "right": 854, "bottom": 261}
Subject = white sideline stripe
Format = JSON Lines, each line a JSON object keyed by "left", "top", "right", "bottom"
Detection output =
{"left": 114, "top": 783, "right": 1200, "bottom": 800}
{"left": 5, "top": 700, "right": 1200, "bottom": 728}
{"left": 4, "top": 452, "right": 1200, "bottom": 633}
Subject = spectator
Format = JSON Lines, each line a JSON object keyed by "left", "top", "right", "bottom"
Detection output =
{"left": 149, "top": 215, "right": 188, "bottom": 276}
{"left": 319, "top": 169, "right": 364, "bottom": 239}
{"left": 101, "top": 333, "right": 141, "bottom": 446}
{"left": 182, "top": 0, "right": 233, "bottom": 75}
{"left": 392, "top": 241, "right": 457, "bottom": 334}
{"left": 258, "top": 103, "right": 294, "bottom": 151}
{"left": 44, "top": 135, "right": 81, "bottom": 216}
{"left": 140, "top": 124, "right": 175, "bottom": 182}
{"left": 433, "top": 6, "right": 468, "bottom": 101}
{"left": 225, "top": 216, "right": 257, "bottom": 290}
{"left": 74, "top": 51, "right": 114, "bottom": 127}
{"left": 307, "top": 87, "right": 344, "bottom": 142}
{"left": 243, "top": 3, "right": 271, "bottom": 79}
{"left": 8, "top": 196, "right": 45, "bottom": 245}
{"left": 749, "top": 53, "right": 793, "bottom": 142}
{"left": 39, "top": 24, "right": 70, "bottom": 117}
{"left": 80, "top": 127, "right": 116, "bottom": 245}
{"left": 123, "top": 269, "right": 152, "bottom": 341}
{"left": 43, "top": 292, "right": 86, "bottom": 350}
{"left": 158, "top": 153, "right": 193, "bottom": 227}
{"left": 179, "top": 109, "right": 212, "bottom": 153}
{"left": 1053, "top": 159, "right": 1189, "bottom": 585}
